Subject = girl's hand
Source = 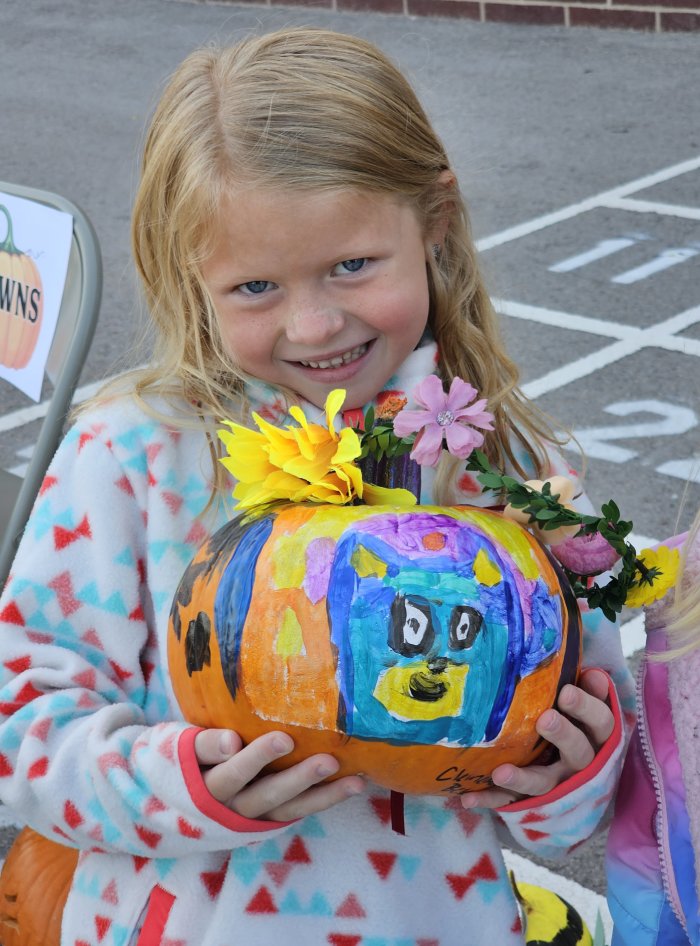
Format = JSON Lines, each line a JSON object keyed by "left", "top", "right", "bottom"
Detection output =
{"left": 194, "top": 729, "right": 365, "bottom": 822}
{"left": 460, "top": 669, "right": 614, "bottom": 810}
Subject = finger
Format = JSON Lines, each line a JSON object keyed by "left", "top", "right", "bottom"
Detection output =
{"left": 264, "top": 775, "right": 365, "bottom": 822}
{"left": 579, "top": 668, "right": 610, "bottom": 702}
{"left": 194, "top": 728, "right": 243, "bottom": 766}
{"left": 203, "top": 731, "right": 294, "bottom": 803}
{"left": 490, "top": 759, "right": 568, "bottom": 798}
{"left": 557, "top": 683, "right": 614, "bottom": 747}
{"left": 460, "top": 786, "right": 522, "bottom": 809}
{"left": 232, "top": 753, "right": 345, "bottom": 820}
{"left": 537, "top": 709, "right": 596, "bottom": 772}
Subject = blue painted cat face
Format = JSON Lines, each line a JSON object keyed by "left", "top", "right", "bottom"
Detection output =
{"left": 327, "top": 512, "right": 562, "bottom": 748}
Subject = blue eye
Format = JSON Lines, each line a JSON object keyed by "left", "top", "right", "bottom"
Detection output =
{"left": 335, "top": 258, "right": 367, "bottom": 275}
{"left": 238, "top": 280, "right": 274, "bottom": 295}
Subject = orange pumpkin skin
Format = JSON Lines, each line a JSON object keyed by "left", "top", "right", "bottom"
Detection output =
{"left": 168, "top": 504, "right": 581, "bottom": 795}
{"left": 0, "top": 827, "right": 78, "bottom": 946}
{"left": 0, "top": 204, "right": 44, "bottom": 370}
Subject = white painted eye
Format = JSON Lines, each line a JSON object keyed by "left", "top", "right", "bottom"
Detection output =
{"left": 402, "top": 600, "right": 430, "bottom": 646}
{"left": 449, "top": 605, "right": 483, "bottom": 650}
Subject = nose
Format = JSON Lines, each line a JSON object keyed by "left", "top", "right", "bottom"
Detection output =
{"left": 284, "top": 293, "right": 345, "bottom": 346}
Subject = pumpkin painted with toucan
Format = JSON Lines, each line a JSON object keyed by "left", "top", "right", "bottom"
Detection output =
{"left": 168, "top": 502, "right": 581, "bottom": 795}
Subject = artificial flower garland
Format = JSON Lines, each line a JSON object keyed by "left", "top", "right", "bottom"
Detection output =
{"left": 219, "top": 377, "right": 678, "bottom": 621}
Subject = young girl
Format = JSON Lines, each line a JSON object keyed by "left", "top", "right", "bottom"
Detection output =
{"left": 0, "top": 28, "right": 633, "bottom": 945}
{"left": 607, "top": 511, "right": 700, "bottom": 945}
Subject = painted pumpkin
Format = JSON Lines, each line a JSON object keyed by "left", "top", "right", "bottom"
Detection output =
{"left": 0, "top": 827, "right": 78, "bottom": 946}
{"left": 168, "top": 504, "right": 581, "bottom": 795}
{"left": 0, "top": 204, "right": 44, "bottom": 370}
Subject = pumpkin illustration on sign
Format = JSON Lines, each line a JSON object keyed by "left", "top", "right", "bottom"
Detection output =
{"left": 168, "top": 389, "right": 582, "bottom": 795}
{"left": 0, "top": 205, "right": 43, "bottom": 369}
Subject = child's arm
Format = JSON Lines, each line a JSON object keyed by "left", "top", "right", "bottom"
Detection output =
{"left": 0, "top": 412, "right": 360, "bottom": 858}
{"left": 461, "top": 668, "right": 615, "bottom": 808}
{"left": 193, "top": 728, "right": 364, "bottom": 821}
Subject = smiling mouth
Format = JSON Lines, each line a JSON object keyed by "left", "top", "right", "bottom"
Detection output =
{"left": 297, "top": 342, "right": 369, "bottom": 370}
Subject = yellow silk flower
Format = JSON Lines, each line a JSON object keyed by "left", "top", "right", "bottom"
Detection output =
{"left": 625, "top": 544, "right": 681, "bottom": 608}
{"left": 218, "top": 389, "right": 416, "bottom": 510}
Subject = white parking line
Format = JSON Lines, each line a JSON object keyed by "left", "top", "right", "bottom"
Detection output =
{"left": 476, "top": 154, "right": 700, "bottom": 252}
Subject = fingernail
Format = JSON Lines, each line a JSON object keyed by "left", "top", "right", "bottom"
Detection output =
{"left": 461, "top": 794, "right": 477, "bottom": 808}
{"left": 272, "top": 734, "right": 293, "bottom": 754}
{"left": 497, "top": 769, "right": 514, "bottom": 786}
{"left": 219, "top": 732, "right": 234, "bottom": 755}
{"left": 346, "top": 779, "right": 364, "bottom": 796}
{"left": 316, "top": 760, "right": 339, "bottom": 777}
{"left": 540, "top": 710, "right": 559, "bottom": 732}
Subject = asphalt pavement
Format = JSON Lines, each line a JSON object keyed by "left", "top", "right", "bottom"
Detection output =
{"left": 1, "top": 0, "right": 700, "bottom": 933}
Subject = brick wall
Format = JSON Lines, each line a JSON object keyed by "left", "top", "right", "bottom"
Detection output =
{"left": 238, "top": 0, "right": 700, "bottom": 31}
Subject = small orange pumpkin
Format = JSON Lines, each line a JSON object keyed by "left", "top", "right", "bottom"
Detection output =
{"left": 0, "top": 204, "right": 44, "bottom": 370}
{"left": 0, "top": 827, "right": 78, "bottom": 946}
{"left": 169, "top": 503, "right": 581, "bottom": 795}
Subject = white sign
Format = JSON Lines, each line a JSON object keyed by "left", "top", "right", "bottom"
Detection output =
{"left": 0, "top": 191, "right": 73, "bottom": 401}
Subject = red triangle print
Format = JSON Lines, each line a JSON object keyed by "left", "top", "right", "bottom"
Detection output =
{"left": 367, "top": 851, "right": 397, "bottom": 880}
{"left": 39, "top": 475, "right": 58, "bottom": 495}
{"left": 28, "top": 717, "right": 52, "bottom": 741}
{"left": 446, "top": 853, "right": 498, "bottom": 900}
{"left": 82, "top": 629, "right": 103, "bottom": 649}
{"left": 109, "top": 659, "right": 133, "bottom": 682}
{"left": 245, "top": 886, "right": 278, "bottom": 914}
{"left": 336, "top": 893, "right": 366, "bottom": 918}
{"left": 72, "top": 669, "right": 96, "bottom": 690}
{"left": 417, "top": 940, "right": 440, "bottom": 946}
{"left": 4, "top": 655, "right": 30, "bottom": 674}
{"left": 177, "top": 817, "right": 202, "bottom": 839}
{"left": 48, "top": 572, "right": 81, "bottom": 617}
{"left": 135, "top": 824, "right": 162, "bottom": 849}
{"left": 95, "top": 915, "right": 111, "bottom": 941}
{"left": 523, "top": 828, "right": 550, "bottom": 842}
{"left": 64, "top": 801, "right": 84, "bottom": 830}
{"left": 115, "top": 475, "right": 135, "bottom": 497}
{"left": 133, "top": 856, "right": 149, "bottom": 873}
{"left": 185, "top": 521, "right": 208, "bottom": 546}
{"left": 201, "top": 865, "right": 227, "bottom": 899}
{"left": 520, "top": 811, "right": 547, "bottom": 824}
{"left": 27, "top": 756, "right": 49, "bottom": 779}
{"left": 162, "top": 491, "right": 183, "bottom": 515}
{"left": 0, "top": 680, "right": 44, "bottom": 716}
{"left": 53, "top": 515, "right": 91, "bottom": 550}
{"left": 0, "top": 753, "right": 14, "bottom": 777}
{"left": 369, "top": 795, "right": 392, "bottom": 825}
{"left": 145, "top": 796, "right": 167, "bottom": 816}
{"left": 327, "top": 936, "right": 362, "bottom": 946}
{"left": 77, "top": 432, "right": 95, "bottom": 452}
{"left": 128, "top": 604, "right": 145, "bottom": 621}
{"left": 511, "top": 914, "right": 523, "bottom": 933}
{"left": 0, "top": 601, "right": 24, "bottom": 625}
{"left": 284, "top": 835, "right": 311, "bottom": 864}
{"left": 265, "top": 862, "right": 292, "bottom": 887}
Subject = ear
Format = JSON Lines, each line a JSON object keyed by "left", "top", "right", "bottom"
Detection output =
{"left": 425, "top": 169, "right": 457, "bottom": 257}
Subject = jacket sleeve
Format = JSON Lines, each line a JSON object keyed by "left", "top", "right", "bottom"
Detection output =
{"left": 0, "top": 420, "right": 294, "bottom": 859}
{"left": 495, "top": 668, "right": 626, "bottom": 858}
{"left": 490, "top": 445, "right": 635, "bottom": 856}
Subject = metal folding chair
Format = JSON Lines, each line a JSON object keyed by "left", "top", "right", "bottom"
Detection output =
{"left": 0, "top": 182, "right": 102, "bottom": 589}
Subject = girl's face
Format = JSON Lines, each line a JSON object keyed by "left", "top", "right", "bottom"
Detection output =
{"left": 201, "top": 187, "right": 435, "bottom": 410}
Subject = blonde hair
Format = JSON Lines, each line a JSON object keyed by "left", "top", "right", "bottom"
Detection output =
{"left": 98, "top": 27, "right": 565, "bottom": 499}
{"left": 662, "top": 510, "right": 700, "bottom": 659}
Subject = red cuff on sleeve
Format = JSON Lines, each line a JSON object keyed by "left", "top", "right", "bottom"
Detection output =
{"left": 495, "top": 669, "right": 623, "bottom": 814}
{"left": 178, "top": 727, "right": 295, "bottom": 833}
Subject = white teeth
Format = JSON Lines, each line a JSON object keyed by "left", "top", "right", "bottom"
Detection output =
{"left": 300, "top": 343, "right": 368, "bottom": 369}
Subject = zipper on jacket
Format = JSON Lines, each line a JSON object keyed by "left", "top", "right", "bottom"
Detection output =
{"left": 635, "top": 657, "right": 688, "bottom": 936}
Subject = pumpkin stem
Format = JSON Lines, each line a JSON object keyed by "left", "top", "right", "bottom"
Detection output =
{"left": 0, "top": 205, "right": 20, "bottom": 255}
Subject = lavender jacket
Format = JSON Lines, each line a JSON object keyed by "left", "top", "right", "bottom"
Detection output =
{"left": 607, "top": 529, "right": 700, "bottom": 944}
